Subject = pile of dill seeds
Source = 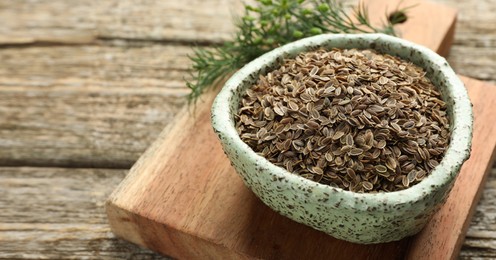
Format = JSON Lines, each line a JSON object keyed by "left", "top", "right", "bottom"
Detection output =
{"left": 235, "top": 48, "right": 450, "bottom": 193}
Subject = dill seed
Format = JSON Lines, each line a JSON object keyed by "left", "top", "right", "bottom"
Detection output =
{"left": 236, "top": 48, "right": 450, "bottom": 193}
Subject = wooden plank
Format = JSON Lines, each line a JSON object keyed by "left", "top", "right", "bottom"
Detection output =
{"left": 1, "top": 0, "right": 495, "bottom": 170}
{"left": 0, "top": 0, "right": 496, "bottom": 259}
{"left": 1, "top": 168, "right": 495, "bottom": 260}
{"left": 106, "top": 75, "right": 496, "bottom": 259}
{"left": 364, "top": 0, "right": 457, "bottom": 57}
{"left": 0, "top": 0, "right": 494, "bottom": 259}
{"left": 429, "top": 0, "right": 496, "bottom": 83}
{"left": 0, "top": 44, "right": 192, "bottom": 87}
{"left": 1, "top": 0, "right": 495, "bottom": 83}
{"left": 0, "top": 0, "right": 238, "bottom": 45}
{"left": 106, "top": 90, "right": 411, "bottom": 259}
{"left": 368, "top": 0, "right": 496, "bottom": 83}
{"left": 0, "top": 85, "right": 183, "bottom": 168}
{"left": 1, "top": 0, "right": 459, "bottom": 52}
{"left": 406, "top": 78, "right": 496, "bottom": 259}
{"left": 0, "top": 45, "right": 190, "bottom": 168}
{"left": 0, "top": 0, "right": 459, "bottom": 49}
{"left": 0, "top": 167, "right": 166, "bottom": 259}
{"left": 460, "top": 166, "right": 496, "bottom": 258}
{"left": 104, "top": 2, "right": 484, "bottom": 257}
{"left": 448, "top": 46, "right": 496, "bottom": 84}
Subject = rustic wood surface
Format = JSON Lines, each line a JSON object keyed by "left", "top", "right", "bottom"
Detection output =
{"left": 105, "top": 75, "right": 496, "bottom": 260}
{"left": 1, "top": 0, "right": 495, "bottom": 259}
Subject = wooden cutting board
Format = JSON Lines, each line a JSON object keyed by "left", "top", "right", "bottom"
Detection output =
{"left": 106, "top": 1, "right": 496, "bottom": 259}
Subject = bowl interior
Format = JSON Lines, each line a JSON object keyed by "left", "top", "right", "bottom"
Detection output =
{"left": 212, "top": 33, "right": 473, "bottom": 207}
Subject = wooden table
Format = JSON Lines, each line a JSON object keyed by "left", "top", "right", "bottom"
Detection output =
{"left": 0, "top": 0, "right": 494, "bottom": 259}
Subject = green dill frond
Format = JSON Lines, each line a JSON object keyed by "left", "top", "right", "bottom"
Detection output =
{"left": 186, "top": 0, "right": 406, "bottom": 104}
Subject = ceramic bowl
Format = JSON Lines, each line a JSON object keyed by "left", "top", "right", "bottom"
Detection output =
{"left": 211, "top": 33, "right": 472, "bottom": 244}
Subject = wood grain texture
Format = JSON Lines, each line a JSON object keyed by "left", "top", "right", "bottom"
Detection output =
{"left": 0, "top": 0, "right": 457, "bottom": 175}
{"left": 435, "top": 0, "right": 496, "bottom": 83}
{"left": 0, "top": 45, "right": 189, "bottom": 168}
{"left": 0, "top": 44, "right": 192, "bottom": 86}
{"left": 0, "top": 0, "right": 237, "bottom": 45}
{"left": 0, "top": 0, "right": 495, "bottom": 258}
{"left": 461, "top": 167, "right": 496, "bottom": 258}
{"left": 406, "top": 77, "right": 496, "bottom": 260}
{"left": 2, "top": 169, "right": 495, "bottom": 260}
{"left": 1, "top": 0, "right": 494, "bottom": 168}
{"left": 105, "top": 1, "right": 463, "bottom": 258}
{"left": 1, "top": 0, "right": 495, "bottom": 84}
{"left": 364, "top": 0, "right": 457, "bottom": 57}
{"left": 106, "top": 92, "right": 412, "bottom": 260}
{"left": 106, "top": 75, "right": 496, "bottom": 259}
{"left": 1, "top": 0, "right": 493, "bottom": 170}
{"left": 0, "top": 167, "right": 167, "bottom": 259}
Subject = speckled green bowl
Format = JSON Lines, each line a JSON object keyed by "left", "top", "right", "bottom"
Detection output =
{"left": 211, "top": 33, "right": 473, "bottom": 244}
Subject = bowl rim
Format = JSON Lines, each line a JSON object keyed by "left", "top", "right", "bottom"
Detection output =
{"left": 211, "top": 33, "right": 473, "bottom": 210}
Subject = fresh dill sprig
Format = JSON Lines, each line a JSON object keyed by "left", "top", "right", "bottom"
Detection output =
{"left": 186, "top": 0, "right": 403, "bottom": 103}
